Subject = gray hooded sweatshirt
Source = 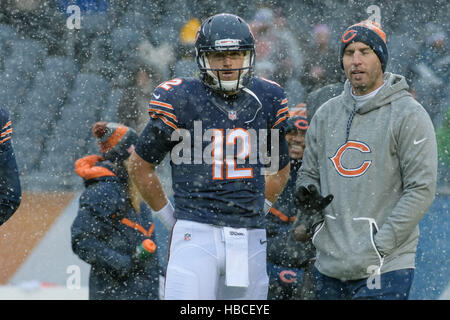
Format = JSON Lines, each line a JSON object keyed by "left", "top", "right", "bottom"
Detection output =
{"left": 298, "top": 72, "right": 437, "bottom": 281}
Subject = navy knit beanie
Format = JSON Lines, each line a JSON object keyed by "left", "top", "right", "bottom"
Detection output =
{"left": 92, "top": 122, "right": 138, "bottom": 163}
{"left": 286, "top": 105, "right": 309, "bottom": 132}
{"left": 340, "top": 20, "right": 388, "bottom": 72}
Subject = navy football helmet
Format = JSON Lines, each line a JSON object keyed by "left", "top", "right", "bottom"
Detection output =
{"left": 195, "top": 13, "right": 256, "bottom": 93}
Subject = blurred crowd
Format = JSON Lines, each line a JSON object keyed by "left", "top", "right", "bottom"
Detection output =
{"left": 0, "top": 0, "right": 448, "bottom": 190}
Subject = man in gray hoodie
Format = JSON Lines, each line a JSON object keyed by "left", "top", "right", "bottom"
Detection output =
{"left": 295, "top": 20, "right": 437, "bottom": 300}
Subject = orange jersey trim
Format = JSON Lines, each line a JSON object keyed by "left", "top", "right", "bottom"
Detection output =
{"left": 269, "top": 207, "right": 296, "bottom": 223}
{"left": 272, "top": 115, "right": 288, "bottom": 128}
{"left": 149, "top": 100, "right": 174, "bottom": 110}
{"left": 1, "top": 129, "right": 12, "bottom": 138}
{"left": 0, "top": 136, "right": 11, "bottom": 144}
{"left": 276, "top": 106, "right": 289, "bottom": 117}
{"left": 151, "top": 114, "right": 178, "bottom": 130}
{"left": 2, "top": 121, "right": 11, "bottom": 130}
{"left": 261, "top": 77, "right": 281, "bottom": 87}
{"left": 148, "top": 108, "right": 178, "bottom": 122}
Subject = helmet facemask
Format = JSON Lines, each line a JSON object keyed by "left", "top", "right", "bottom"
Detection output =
{"left": 197, "top": 48, "right": 255, "bottom": 93}
{"left": 198, "top": 50, "right": 255, "bottom": 93}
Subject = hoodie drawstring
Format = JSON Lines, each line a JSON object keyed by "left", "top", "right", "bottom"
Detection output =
{"left": 346, "top": 103, "right": 357, "bottom": 142}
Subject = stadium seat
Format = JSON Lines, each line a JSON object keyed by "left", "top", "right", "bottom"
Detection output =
{"left": 0, "top": 39, "right": 47, "bottom": 121}
{"left": 387, "top": 33, "right": 419, "bottom": 76}
{"left": 37, "top": 73, "right": 110, "bottom": 187}
{"left": 0, "top": 24, "right": 19, "bottom": 44}
{"left": 110, "top": 27, "right": 144, "bottom": 63}
{"left": 12, "top": 56, "right": 79, "bottom": 174}
{"left": 0, "top": 41, "right": 9, "bottom": 71}
{"left": 100, "top": 88, "right": 123, "bottom": 122}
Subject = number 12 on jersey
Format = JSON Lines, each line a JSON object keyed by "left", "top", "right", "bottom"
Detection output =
{"left": 212, "top": 128, "right": 253, "bottom": 180}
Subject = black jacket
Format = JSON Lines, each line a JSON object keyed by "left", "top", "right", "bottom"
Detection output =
{"left": 71, "top": 156, "right": 160, "bottom": 300}
{"left": 266, "top": 159, "right": 315, "bottom": 268}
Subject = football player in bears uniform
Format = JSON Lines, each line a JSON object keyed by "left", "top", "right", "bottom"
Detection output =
{"left": 129, "top": 13, "right": 291, "bottom": 300}
{"left": 0, "top": 106, "right": 21, "bottom": 226}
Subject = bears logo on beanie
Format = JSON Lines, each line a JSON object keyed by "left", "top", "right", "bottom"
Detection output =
{"left": 340, "top": 20, "right": 388, "bottom": 72}
{"left": 286, "top": 104, "right": 309, "bottom": 132}
{"left": 92, "top": 122, "right": 138, "bottom": 163}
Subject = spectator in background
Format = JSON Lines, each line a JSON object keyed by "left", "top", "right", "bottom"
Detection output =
{"left": 171, "top": 17, "right": 200, "bottom": 78}
{"left": 4, "top": 0, "right": 44, "bottom": 31}
{"left": 266, "top": 106, "right": 316, "bottom": 300}
{"left": 436, "top": 107, "right": 450, "bottom": 185}
{"left": 437, "top": 107, "right": 450, "bottom": 164}
{"left": 3, "top": 0, "right": 65, "bottom": 55}
{"left": 251, "top": 7, "right": 302, "bottom": 88}
{"left": 71, "top": 122, "right": 161, "bottom": 300}
{"left": 0, "top": 106, "right": 21, "bottom": 226}
{"left": 116, "top": 59, "right": 163, "bottom": 133}
{"left": 138, "top": 37, "right": 175, "bottom": 81}
{"left": 409, "top": 23, "right": 449, "bottom": 128}
{"left": 300, "top": 23, "right": 345, "bottom": 94}
{"left": 305, "top": 82, "right": 345, "bottom": 123}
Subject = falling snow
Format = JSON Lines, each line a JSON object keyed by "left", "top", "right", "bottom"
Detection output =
{"left": 0, "top": 0, "right": 448, "bottom": 301}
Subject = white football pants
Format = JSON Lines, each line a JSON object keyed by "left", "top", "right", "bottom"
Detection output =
{"left": 164, "top": 219, "right": 268, "bottom": 300}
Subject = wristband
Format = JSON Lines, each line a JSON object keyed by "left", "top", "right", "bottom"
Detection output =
{"left": 154, "top": 201, "right": 176, "bottom": 230}
{"left": 263, "top": 198, "right": 273, "bottom": 215}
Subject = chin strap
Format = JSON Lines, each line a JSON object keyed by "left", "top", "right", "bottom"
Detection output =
{"left": 201, "top": 52, "right": 251, "bottom": 93}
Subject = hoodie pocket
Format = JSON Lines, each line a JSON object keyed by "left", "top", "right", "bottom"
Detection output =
{"left": 353, "top": 217, "right": 384, "bottom": 275}
{"left": 311, "top": 220, "right": 325, "bottom": 246}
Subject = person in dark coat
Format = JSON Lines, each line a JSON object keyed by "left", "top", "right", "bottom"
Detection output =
{"left": 0, "top": 106, "right": 21, "bottom": 226}
{"left": 71, "top": 122, "right": 161, "bottom": 300}
{"left": 266, "top": 106, "right": 315, "bottom": 300}
{"left": 300, "top": 24, "right": 345, "bottom": 95}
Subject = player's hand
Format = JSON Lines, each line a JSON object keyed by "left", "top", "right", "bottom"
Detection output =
{"left": 294, "top": 184, "right": 333, "bottom": 215}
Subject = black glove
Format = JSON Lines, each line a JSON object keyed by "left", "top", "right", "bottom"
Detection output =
{"left": 294, "top": 184, "right": 334, "bottom": 215}
{"left": 293, "top": 185, "right": 333, "bottom": 242}
{"left": 285, "top": 216, "right": 316, "bottom": 266}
